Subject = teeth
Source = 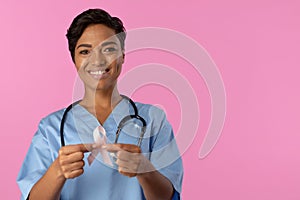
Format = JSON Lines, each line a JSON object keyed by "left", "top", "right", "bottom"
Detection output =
{"left": 90, "top": 70, "right": 106, "bottom": 75}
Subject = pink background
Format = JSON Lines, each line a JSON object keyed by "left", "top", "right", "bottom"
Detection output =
{"left": 1, "top": 0, "right": 300, "bottom": 199}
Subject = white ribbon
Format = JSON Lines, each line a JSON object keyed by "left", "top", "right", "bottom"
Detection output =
{"left": 87, "top": 125, "right": 113, "bottom": 166}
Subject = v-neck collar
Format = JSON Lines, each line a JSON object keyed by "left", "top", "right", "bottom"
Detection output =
{"left": 72, "top": 98, "right": 132, "bottom": 133}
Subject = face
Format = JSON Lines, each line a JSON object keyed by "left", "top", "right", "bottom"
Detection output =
{"left": 74, "top": 24, "right": 124, "bottom": 91}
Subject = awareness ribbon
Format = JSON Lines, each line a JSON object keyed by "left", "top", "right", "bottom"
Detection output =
{"left": 87, "top": 125, "right": 113, "bottom": 166}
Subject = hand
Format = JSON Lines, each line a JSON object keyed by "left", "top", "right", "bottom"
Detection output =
{"left": 104, "top": 143, "right": 155, "bottom": 177}
{"left": 57, "top": 144, "right": 92, "bottom": 179}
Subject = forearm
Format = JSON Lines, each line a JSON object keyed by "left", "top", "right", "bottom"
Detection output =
{"left": 137, "top": 169, "right": 174, "bottom": 200}
{"left": 29, "top": 159, "right": 66, "bottom": 200}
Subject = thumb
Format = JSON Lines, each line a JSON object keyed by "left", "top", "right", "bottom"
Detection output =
{"left": 78, "top": 143, "right": 95, "bottom": 153}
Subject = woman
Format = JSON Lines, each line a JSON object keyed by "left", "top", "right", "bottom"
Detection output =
{"left": 17, "top": 8, "right": 183, "bottom": 200}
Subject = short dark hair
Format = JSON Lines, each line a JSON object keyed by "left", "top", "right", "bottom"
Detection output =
{"left": 66, "top": 8, "right": 126, "bottom": 62}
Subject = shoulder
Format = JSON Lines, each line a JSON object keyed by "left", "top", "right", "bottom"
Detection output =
{"left": 28, "top": 108, "right": 67, "bottom": 151}
{"left": 134, "top": 101, "right": 166, "bottom": 120}
{"left": 133, "top": 101, "right": 170, "bottom": 134}
{"left": 36, "top": 107, "right": 67, "bottom": 136}
{"left": 39, "top": 108, "right": 66, "bottom": 126}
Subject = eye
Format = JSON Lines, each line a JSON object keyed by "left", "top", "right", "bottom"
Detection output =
{"left": 79, "top": 49, "right": 90, "bottom": 55}
{"left": 103, "top": 47, "right": 117, "bottom": 53}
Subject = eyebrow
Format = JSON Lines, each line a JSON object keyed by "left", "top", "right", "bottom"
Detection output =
{"left": 76, "top": 44, "right": 92, "bottom": 49}
{"left": 101, "top": 41, "right": 118, "bottom": 47}
{"left": 76, "top": 41, "right": 118, "bottom": 49}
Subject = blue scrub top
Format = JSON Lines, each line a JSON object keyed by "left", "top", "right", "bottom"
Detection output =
{"left": 17, "top": 99, "right": 183, "bottom": 200}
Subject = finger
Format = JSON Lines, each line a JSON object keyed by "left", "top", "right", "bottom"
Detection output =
{"left": 115, "top": 159, "right": 138, "bottom": 171}
{"left": 59, "top": 152, "right": 85, "bottom": 165}
{"left": 104, "top": 144, "right": 123, "bottom": 153}
{"left": 91, "top": 143, "right": 106, "bottom": 149}
{"left": 117, "top": 144, "right": 141, "bottom": 153}
{"left": 64, "top": 168, "right": 84, "bottom": 179}
{"left": 119, "top": 165, "right": 131, "bottom": 173}
{"left": 80, "top": 143, "right": 95, "bottom": 152}
{"left": 76, "top": 143, "right": 94, "bottom": 152}
{"left": 60, "top": 144, "right": 94, "bottom": 155}
{"left": 61, "top": 160, "right": 85, "bottom": 173}
{"left": 116, "top": 150, "right": 140, "bottom": 163}
{"left": 118, "top": 166, "right": 137, "bottom": 175}
{"left": 104, "top": 144, "right": 141, "bottom": 153}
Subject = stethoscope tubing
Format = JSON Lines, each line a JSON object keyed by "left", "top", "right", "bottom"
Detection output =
{"left": 60, "top": 95, "right": 147, "bottom": 147}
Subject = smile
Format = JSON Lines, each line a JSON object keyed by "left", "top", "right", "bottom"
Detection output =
{"left": 87, "top": 68, "right": 110, "bottom": 79}
{"left": 88, "top": 68, "right": 110, "bottom": 75}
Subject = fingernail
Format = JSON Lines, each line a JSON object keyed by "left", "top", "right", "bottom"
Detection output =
{"left": 109, "top": 152, "right": 116, "bottom": 158}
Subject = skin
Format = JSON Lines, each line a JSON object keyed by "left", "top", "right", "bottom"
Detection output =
{"left": 29, "top": 24, "right": 174, "bottom": 200}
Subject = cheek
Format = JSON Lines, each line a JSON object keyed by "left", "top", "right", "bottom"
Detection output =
{"left": 108, "top": 52, "right": 124, "bottom": 66}
{"left": 116, "top": 55, "right": 124, "bottom": 66}
{"left": 115, "top": 57, "right": 123, "bottom": 70}
{"left": 74, "top": 57, "right": 84, "bottom": 71}
{"left": 74, "top": 56, "right": 79, "bottom": 69}
{"left": 74, "top": 62, "right": 81, "bottom": 71}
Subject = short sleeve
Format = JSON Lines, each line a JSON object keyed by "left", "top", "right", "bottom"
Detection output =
{"left": 148, "top": 107, "right": 183, "bottom": 197}
{"left": 16, "top": 119, "right": 53, "bottom": 200}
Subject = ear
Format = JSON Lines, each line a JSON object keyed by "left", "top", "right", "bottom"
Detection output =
{"left": 121, "top": 52, "right": 125, "bottom": 64}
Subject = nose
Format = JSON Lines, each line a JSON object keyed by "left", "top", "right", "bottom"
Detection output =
{"left": 88, "top": 49, "right": 106, "bottom": 67}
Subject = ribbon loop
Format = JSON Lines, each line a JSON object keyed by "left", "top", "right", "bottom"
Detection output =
{"left": 88, "top": 125, "right": 113, "bottom": 166}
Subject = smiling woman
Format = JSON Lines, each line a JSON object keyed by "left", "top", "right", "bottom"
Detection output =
{"left": 16, "top": 8, "right": 183, "bottom": 200}
{"left": 75, "top": 24, "right": 124, "bottom": 93}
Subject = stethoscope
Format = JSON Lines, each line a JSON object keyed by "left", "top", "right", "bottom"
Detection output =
{"left": 60, "top": 95, "right": 147, "bottom": 147}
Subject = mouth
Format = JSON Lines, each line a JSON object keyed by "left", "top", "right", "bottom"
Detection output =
{"left": 88, "top": 68, "right": 110, "bottom": 74}
{"left": 87, "top": 68, "right": 110, "bottom": 79}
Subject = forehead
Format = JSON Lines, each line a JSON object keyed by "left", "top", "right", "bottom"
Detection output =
{"left": 76, "top": 24, "right": 119, "bottom": 48}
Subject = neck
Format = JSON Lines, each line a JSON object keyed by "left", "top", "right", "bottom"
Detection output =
{"left": 80, "top": 85, "right": 122, "bottom": 110}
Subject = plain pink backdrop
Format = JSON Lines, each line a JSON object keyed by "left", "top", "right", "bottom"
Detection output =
{"left": 1, "top": 0, "right": 300, "bottom": 199}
